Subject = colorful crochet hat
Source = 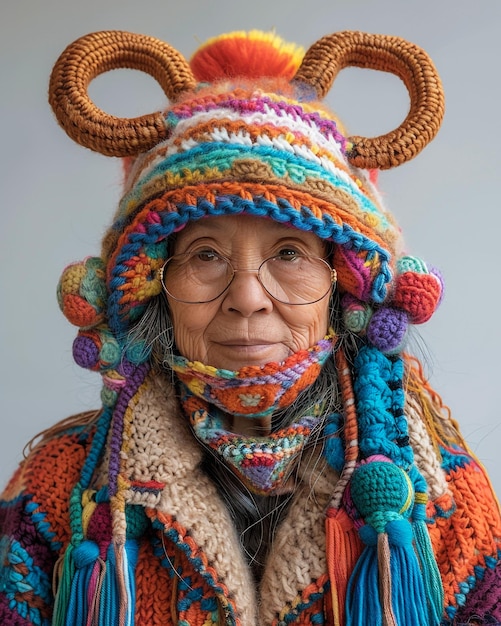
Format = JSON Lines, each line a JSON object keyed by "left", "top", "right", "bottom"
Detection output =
{"left": 51, "top": 29, "right": 445, "bottom": 358}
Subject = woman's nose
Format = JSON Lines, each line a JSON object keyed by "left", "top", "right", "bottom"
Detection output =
{"left": 221, "top": 269, "right": 274, "bottom": 317}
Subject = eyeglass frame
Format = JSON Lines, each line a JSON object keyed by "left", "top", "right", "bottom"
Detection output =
{"left": 157, "top": 252, "right": 338, "bottom": 305}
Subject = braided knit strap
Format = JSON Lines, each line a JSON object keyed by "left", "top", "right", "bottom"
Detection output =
{"left": 294, "top": 31, "right": 445, "bottom": 170}
{"left": 48, "top": 30, "right": 197, "bottom": 156}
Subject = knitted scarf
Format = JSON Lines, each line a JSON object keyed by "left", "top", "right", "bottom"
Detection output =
{"left": 170, "top": 332, "right": 336, "bottom": 494}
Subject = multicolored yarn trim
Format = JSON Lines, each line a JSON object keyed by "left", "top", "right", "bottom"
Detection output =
{"left": 149, "top": 511, "right": 239, "bottom": 624}
{"left": 169, "top": 332, "right": 335, "bottom": 418}
{"left": 106, "top": 186, "right": 392, "bottom": 335}
{"left": 271, "top": 573, "right": 329, "bottom": 625}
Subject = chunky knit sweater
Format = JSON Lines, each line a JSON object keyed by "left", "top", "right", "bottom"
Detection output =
{"left": 1, "top": 371, "right": 501, "bottom": 625}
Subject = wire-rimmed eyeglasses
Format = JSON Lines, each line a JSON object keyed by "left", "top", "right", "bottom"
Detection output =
{"left": 158, "top": 251, "right": 337, "bottom": 305}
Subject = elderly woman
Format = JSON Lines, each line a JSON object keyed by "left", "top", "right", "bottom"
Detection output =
{"left": 1, "top": 28, "right": 500, "bottom": 626}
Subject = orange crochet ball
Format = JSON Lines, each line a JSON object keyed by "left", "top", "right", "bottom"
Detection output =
{"left": 392, "top": 272, "right": 441, "bottom": 324}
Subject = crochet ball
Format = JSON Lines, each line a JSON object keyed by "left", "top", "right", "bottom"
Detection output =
{"left": 57, "top": 257, "right": 107, "bottom": 328}
{"left": 366, "top": 307, "right": 408, "bottom": 354}
{"left": 342, "top": 294, "right": 373, "bottom": 333}
{"left": 392, "top": 271, "right": 442, "bottom": 324}
{"left": 73, "top": 540, "right": 100, "bottom": 568}
{"left": 72, "top": 327, "right": 121, "bottom": 371}
{"left": 350, "top": 461, "right": 414, "bottom": 531}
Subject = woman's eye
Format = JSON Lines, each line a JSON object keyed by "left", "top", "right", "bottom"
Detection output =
{"left": 195, "top": 250, "right": 219, "bottom": 262}
{"left": 277, "top": 248, "right": 301, "bottom": 260}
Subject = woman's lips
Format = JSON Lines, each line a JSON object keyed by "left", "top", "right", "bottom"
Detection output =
{"left": 216, "top": 342, "right": 277, "bottom": 355}
{"left": 219, "top": 341, "right": 276, "bottom": 351}
{"left": 212, "top": 339, "right": 288, "bottom": 366}
{"left": 217, "top": 338, "right": 276, "bottom": 346}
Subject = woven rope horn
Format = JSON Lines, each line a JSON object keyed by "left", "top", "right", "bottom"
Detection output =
{"left": 48, "top": 30, "right": 197, "bottom": 157}
{"left": 294, "top": 31, "right": 445, "bottom": 170}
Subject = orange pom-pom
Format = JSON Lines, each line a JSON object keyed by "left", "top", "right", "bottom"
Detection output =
{"left": 190, "top": 30, "right": 304, "bottom": 82}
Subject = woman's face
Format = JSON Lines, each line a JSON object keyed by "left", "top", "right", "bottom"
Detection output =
{"left": 167, "top": 214, "right": 331, "bottom": 371}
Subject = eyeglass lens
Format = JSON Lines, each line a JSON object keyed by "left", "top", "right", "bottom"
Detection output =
{"left": 161, "top": 252, "right": 334, "bottom": 304}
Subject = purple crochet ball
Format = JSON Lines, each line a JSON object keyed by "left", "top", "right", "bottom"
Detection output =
{"left": 367, "top": 307, "right": 408, "bottom": 353}
{"left": 72, "top": 335, "right": 100, "bottom": 369}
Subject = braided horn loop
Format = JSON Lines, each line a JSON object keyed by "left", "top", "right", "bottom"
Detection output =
{"left": 48, "top": 30, "right": 197, "bottom": 157}
{"left": 294, "top": 31, "right": 445, "bottom": 170}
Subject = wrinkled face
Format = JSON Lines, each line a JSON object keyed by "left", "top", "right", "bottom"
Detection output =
{"left": 166, "top": 214, "right": 331, "bottom": 371}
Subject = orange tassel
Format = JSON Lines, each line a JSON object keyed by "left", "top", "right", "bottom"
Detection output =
{"left": 325, "top": 508, "right": 363, "bottom": 625}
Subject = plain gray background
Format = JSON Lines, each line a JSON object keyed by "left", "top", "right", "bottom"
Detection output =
{"left": 1, "top": 0, "right": 500, "bottom": 494}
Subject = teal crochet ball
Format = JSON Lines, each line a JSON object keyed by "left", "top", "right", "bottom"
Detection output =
{"left": 350, "top": 460, "right": 413, "bottom": 523}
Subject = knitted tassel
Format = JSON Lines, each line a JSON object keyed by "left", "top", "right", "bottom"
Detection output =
{"left": 52, "top": 544, "right": 76, "bottom": 626}
{"left": 344, "top": 346, "right": 443, "bottom": 624}
{"left": 99, "top": 543, "right": 119, "bottom": 625}
{"left": 326, "top": 508, "right": 362, "bottom": 625}
{"left": 345, "top": 533, "right": 380, "bottom": 625}
{"left": 413, "top": 519, "right": 443, "bottom": 623}
{"left": 53, "top": 538, "right": 105, "bottom": 626}
{"left": 123, "top": 542, "right": 139, "bottom": 626}
{"left": 346, "top": 519, "right": 431, "bottom": 625}
{"left": 114, "top": 540, "right": 137, "bottom": 626}
{"left": 53, "top": 539, "right": 138, "bottom": 626}
{"left": 97, "top": 541, "right": 139, "bottom": 626}
{"left": 65, "top": 540, "right": 101, "bottom": 625}
{"left": 384, "top": 521, "right": 429, "bottom": 623}
{"left": 87, "top": 556, "right": 107, "bottom": 626}
{"left": 51, "top": 365, "right": 146, "bottom": 624}
{"left": 408, "top": 464, "right": 444, "bottom": 623}
{"left": 346, "top": 460, "right": 439, "bottom": 625}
